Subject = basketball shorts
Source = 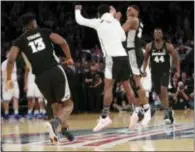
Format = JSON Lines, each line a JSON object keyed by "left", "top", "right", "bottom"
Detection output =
{"left": 105, "top": 56, "right": 131, "bottom": 82}
{"left": 127, "top": 48, "right": 144, "bottom": 76}
{"left": 27, "top": 81, "right": 43, "bottom": 98}
{"left": 35, "top": 64, "right": 71, "bottom": 105}
{"left": 2, "top": 81, "right": 20, "bottom": 101}
{"left": 152, "top": 72, "right": 170, "bottom": 95}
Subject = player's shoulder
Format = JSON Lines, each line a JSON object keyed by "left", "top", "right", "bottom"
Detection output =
{"left": 145, "top": 41, "right": 153, "bottom": 49}
{"left": 165, "top": 41, "right": 174, "bottom": 49}
{"left": 1, "top": 59, "right": 7, "bottom": 68}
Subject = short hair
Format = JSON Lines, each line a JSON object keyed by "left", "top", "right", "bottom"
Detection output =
{"left": 98, "top": 4, "right": 110, "bottom": 17}
{"left": 21, "top": 12, "right": 36, "bottom": 27}
{"left": 131, "top": 5, "right": 140, "bottom": 14}
{"left": 154, "top": 27, "right": 163, "bottom": 33}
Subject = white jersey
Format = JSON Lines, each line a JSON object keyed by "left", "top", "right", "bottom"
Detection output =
{"left": 1, "top": 59, "right": 17, "bottom": 83}
{"left": 75, "top": 10, "right": 127, "bottom": 57}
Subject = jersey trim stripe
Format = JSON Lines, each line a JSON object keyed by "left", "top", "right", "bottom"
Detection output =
{"left": 57, "top": 65, "right": 71, "bottom": 101}
{"left": 53, "top": 50, "right": 60, "bottom": 63}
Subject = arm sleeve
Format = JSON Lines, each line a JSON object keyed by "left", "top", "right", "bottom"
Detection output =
{"left": 115, "top": 19, "right": 126, "bottom": 42}
{"left": 75, "top": 9, "right": 99, "bottom": 29}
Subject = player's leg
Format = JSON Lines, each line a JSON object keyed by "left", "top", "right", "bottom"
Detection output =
{"left": 93, "top": 56, "right": 114, "bottom": 132}
{"left": 26, "top": 83, "right": 35, "bottom": 119}
{"left": 159, "top": 73, "right": 174, "bottom": 124}
{"left": 2, "top": 85, "right": 11, "bottom": 119}
{"left": 132, "top": 75, "right": 151, "bottom": 126}
{"left": 12, "top": 82, "right": 21, "bottom": 119}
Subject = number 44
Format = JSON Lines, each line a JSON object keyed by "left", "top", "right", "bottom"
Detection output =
{"left": 154, "top": 56, "right": 165, "bottom": 63}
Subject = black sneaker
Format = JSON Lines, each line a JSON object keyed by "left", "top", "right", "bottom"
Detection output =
{"left": 45, "top": 120, "right": 59, "bottom": 143}
{"left": 164, "top": 109, "right": 174, "bottom": 124}
{"left": 61, "top": 127, "right": 75, "bottom": 142}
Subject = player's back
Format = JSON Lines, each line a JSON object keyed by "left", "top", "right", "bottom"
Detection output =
{"left": 13, "top": 28, "right": 59, "bottom": 76}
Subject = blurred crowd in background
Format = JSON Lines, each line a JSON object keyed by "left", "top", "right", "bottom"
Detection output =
{"left": 1, "top": 1, "right": 194, "bottom": 116}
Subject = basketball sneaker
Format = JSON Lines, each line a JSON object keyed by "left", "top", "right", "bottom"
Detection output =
{"left": 45, "top": 120, "right": 59, "bottom": 144}
{"left": 93, "top": 116, "right": 112, "bottom": 132}
{"left": 141, "top": 105, "right": 151, "bottom": 127}
{"left": 129, "top": 108, "right": 144, "bottom": 130}
{"left": 61, "top": 127, "right": 75, "bottom": 142}
{"left": 164, "top": 109, "right": 174, "bottom": 124}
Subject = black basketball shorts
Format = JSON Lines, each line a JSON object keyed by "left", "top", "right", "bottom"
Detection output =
{"left": 152, "top": 72, "right": 170, "bottom": 95}
{"left": 104, "top": 56, "right": 131, "bottom": 82}
{"left": 127, "top": 48, "right": 144, "bottom": 76}
{"left": 35, "top": 64, "right": 71, "bottom": 105}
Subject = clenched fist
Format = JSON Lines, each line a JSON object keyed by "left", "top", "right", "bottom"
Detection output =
{"left": 75, "top": 5, "right": 82, "bottom": 10}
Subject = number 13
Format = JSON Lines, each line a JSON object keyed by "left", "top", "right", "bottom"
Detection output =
{"left": 28, "top": 38, "right": 45, "bottom": 53}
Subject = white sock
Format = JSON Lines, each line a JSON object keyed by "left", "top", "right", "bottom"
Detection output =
{"left": 5, "top": 110, "right": 9, "bottom": 115}
{"left": 34, "top": 110, "right": 39, "bottom": 115}
{"left": 143, "top": 104, "right": 150, "bottom": 110}
{"left": 134, "top": 106, "right": 142, "bottom": 113}
{"left": 28, "top": 109, "right": 33, "bottom": 114}
{"left": 14, "top": 110, "right": 19, "bottom": 115}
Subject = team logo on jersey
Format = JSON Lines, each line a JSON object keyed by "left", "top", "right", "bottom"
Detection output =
{"left": 2, "top": 123, "right": 194, "bottom": 149}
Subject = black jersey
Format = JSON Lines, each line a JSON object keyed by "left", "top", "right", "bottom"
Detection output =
{"left": 149, "top": 41, "right": 170, "bottom": 74}
{"left": 13, "top": 28, "right": 59, "bottom": 76}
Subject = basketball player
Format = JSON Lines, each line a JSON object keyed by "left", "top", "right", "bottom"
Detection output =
{"left": 143, "top": 28, "right": 180, "bottom": 124}
{"left": 75, "top": 4, "right": 143, "bottom": 131}
{"left": 1, "top": 50, "right": 21, "bottom": 120}
{"left": 24, "top": 64, "right": 46, "bottom": 119}
{"left": 6, "top": 13, "right": 74, "bottom": 143}
{"left": 115, "top": 5, "right": 151, "bottom": 126}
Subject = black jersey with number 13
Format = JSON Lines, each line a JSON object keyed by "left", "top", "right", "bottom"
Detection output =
{"left": 149, "top": 41, "right": 170, "bottom": 74}
{"left": 13, "top": 28, "right": 59, "bottom": 76}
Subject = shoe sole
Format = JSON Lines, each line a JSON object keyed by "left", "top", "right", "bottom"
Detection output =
{"left": 45, "top": 122, "right": 58, "bottom": 144}
{"left": 93, "top": 120, "right": 112, "bottom": 132}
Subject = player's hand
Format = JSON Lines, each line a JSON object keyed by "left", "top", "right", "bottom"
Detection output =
{"left": 24, "top": 86, "right": 28, "bottom": 92}
{"left": 110, "top": 6, "right": 117, "bottom": 16}
{"left": 6, "top": 80, "right": 14, "bottom": 90}
{"left": 75, "top": 5, "right": 82, "bottom": 10}
{"left": 114, "top": 12, "right": 122, "bottom": 21}
{"left": 141, "top": 71, "right": 147, "bottom": 77}
{"left": 65, "top": 58, "right": 74, "bottom": 65}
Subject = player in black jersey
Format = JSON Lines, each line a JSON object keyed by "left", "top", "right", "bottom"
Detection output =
{"left": 6, "top": 13, "right": 75, "bottom": 143}
{"left": 115, "top": 5, "right": 151, "bottom": 127}
{"left": 143, "top": 28, "right": 180, "bottom": 124}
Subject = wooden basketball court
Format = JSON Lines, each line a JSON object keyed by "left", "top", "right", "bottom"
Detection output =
{"left": 1, "top": 110, "right": 194, "bottom": 151}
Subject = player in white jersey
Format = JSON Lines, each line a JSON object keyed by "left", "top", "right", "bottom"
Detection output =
{"left": 24, "top": 65, "right": 46, "bottom": 119}
{"left": 1, "top": 50, "right": 21, "bottom": 120}
{"left": 75, "top": 4, "right": 144, "bottom": 131}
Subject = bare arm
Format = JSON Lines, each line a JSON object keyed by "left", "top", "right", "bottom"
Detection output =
{"left": 49, "top": 33, "right": 72, "bottom": 60}
{"left": 122, "top": 17, "right": 136, "bottom": 32}
{"left": 143, "top": 43, "right": 151, "bottom": 72}
{"left": 167, "top": 43, "right": 180, "bottom": 76}
{"left": 6, "top": 46, "right": 19, "bottom": 81}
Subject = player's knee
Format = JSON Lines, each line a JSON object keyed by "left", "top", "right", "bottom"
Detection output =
{"left": 160, "top": 87, "right": 168, "bottom": 97}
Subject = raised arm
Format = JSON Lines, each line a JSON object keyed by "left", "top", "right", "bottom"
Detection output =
{"left": 75, "top": 5, "right": 99, "bottom": 29}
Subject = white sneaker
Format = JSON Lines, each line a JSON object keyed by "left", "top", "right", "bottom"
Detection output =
{"left": 141, "top": 106, "right": 151, "bottom": 127}
{"left": 45, "top": 122, "right": 59, "bottom": 144}
{"left": 93, "top": 116, "right": 112, "bottom": 132}
{"left": 129, "top": 111, "right": 139, "bottom": 130}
